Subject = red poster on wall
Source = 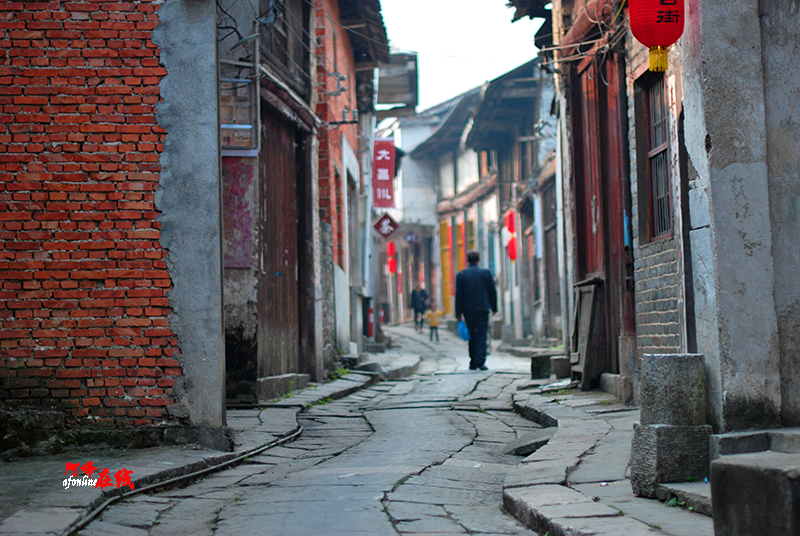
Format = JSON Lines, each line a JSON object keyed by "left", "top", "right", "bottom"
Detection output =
{"left": 372, "top": 138, "right": 396, "bottom": 208}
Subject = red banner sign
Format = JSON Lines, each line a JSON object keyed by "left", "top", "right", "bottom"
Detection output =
{"left": 372, "top": 138, "right": 396, "bottom": 208}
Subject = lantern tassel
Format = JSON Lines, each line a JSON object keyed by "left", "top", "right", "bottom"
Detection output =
{"left": 649, "top": 46, "right": 669, "bottom": 72}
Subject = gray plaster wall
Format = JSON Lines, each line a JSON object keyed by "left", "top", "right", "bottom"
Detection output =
{"left": 760, "top": 1, "right": 800, "bottom": 425}
{"left": 153, "top": 0, "right": 225, "bottom": 428}
{"left": 334, "top": 264, "right": 351, "bottom": 353}
{"left": 682, "top": 0, "right": 780, "bottom": 431}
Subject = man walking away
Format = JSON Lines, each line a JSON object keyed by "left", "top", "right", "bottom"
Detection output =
{"left": 423, "top": 301, "right": 445, "bottom": 342}
{"left": 455, "top": 250, "right": 497, "bottom": 370}
{"left": 410, "top": 284, "right": 429, "bottom": 332}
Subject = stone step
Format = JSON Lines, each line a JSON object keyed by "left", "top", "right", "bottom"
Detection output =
{"left": 656, "top": 481, "right": 712, "bottom": 517}
{"left": 710, "top": 426, "right": 800, "bottom": 460}
{"left": 712, "top": 451, "right": 800, "bottom": 534}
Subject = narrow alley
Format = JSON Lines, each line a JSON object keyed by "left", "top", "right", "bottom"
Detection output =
{"left": 3, "top": 0, "right": 800, "bottom": 534}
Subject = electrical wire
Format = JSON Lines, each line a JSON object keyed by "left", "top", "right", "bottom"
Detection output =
{"left": 610, "top": 0, "right": 627, "bottom": 28}
{"left": 539, "top": 0, "right": 629, "bottom": 70}
{"left": 217, "top": 0, "right": 243, "bottom": 42}
{"left": 279, "top": 1, "right": 340, "bottom": 74}
{"left": 302, "top": 0, "right": 393, "bottom": 54}
{"left": 279, "top": 2, "right": 349, "bottom": 95}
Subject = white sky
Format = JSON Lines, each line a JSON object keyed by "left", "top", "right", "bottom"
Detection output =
{"left": 379, "top": 0, "right": 546, "bottom": 111}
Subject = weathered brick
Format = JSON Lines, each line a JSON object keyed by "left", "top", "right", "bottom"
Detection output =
{"left": 1, "top": 0, "right": 182, "bottom": 429}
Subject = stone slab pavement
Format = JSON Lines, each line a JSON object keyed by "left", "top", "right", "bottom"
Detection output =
{"left": 0, "top": 355, "right": 420, "bottom": 536}
{"left": 505, "top": 388, "right": 715, "bottom": 536}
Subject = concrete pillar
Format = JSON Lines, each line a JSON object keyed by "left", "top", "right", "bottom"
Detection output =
{"left": 154, "top": 0, "right": 226, "bottom": 435}
{"left": 759, "top": 1, "right": 800, "bottom": 425}
{"left": 681, "top": 0, "right": 781, "bottom": 432}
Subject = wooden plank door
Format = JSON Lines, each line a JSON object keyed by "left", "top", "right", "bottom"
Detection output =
{"left": 258, "top": 109, "right": 300, "bottom": 378}
{"left": 598, "top": 54, "right": 636, "bottom": 373}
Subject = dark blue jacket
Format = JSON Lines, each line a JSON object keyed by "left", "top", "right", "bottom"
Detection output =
{"left": 410, "top": 289, "right": 428, "bottom": 311}
{"left": 455, "top": 264, "right": 497, "bottom": 318}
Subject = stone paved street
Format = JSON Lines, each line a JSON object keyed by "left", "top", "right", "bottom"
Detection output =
{"left": 78, "top": 328, "right": 542, "bottom": 536}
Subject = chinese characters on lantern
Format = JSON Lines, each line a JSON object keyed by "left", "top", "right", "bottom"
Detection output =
{"left": 655, "top": 0, "right": 680, "bottom": 24}
{"left": 63, "top": 461, "right": 135, "bottom": 491}
{"left": 657, "top": 0, "right": 677, "bottom": 18}
{"left": 372, "top": 138, "right": 396, "bottom": 208}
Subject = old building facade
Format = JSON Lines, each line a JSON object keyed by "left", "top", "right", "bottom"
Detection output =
{"left": 512, "top": 0, "right": 800, "bottom": 430}
{"left": 0, "top": 0, "right": 394, "bottom": 454}
{"left": 219, "top": 0, "right": 388, "bottom": 402}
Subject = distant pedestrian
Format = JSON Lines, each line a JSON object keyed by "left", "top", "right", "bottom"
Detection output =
{"left": 410, "top": 284, "right": 429, "bottom": 332}
{"left": 455, "top": 250, "right": 497, "bottom": 370}
{"left": 423, "top": 302, "right": 445, "bottom": 342}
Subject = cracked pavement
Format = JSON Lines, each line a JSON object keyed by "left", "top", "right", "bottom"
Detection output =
{"left": 78, "top": 330, "right": 543, "bottom": 536}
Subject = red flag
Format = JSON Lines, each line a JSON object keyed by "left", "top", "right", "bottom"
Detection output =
{"left": 373, "top": 139, "right": 396, "bottom": 208}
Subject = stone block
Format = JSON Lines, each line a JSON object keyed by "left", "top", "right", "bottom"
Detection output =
{"left": 710, "top": 428, "right": 800, "bottom": 461}
{"left": 365, "top": 342, "right": 386, "bottom": 353}
{"left": 630, "top": 423, "right": 712, "bottom": 498}
{"left": 656, "top": 481, "right": 712, "bottom": 517}
{"left": 640, "top": 353, "right": 707, "bottom": 426}
{"left": 502, "top": 428, "right": 557, "bottom": 456}
{"left": 712, "top": 451, "right": 800, "bottom": 536}
{"left": 768, "top": 428, "right": 800, "bottom": 453}
{"left": 256, "top": 373, "right": 310, "bottom": 401}
{"left": 709, "top": 430, "right": 770, "bottom": 461}
{"left": 530, "top": 355, "right": 550, "bottom": 379}
{"left": 600, "top": 372, "right": 620, "bottom": 398}
{"left": 339, "top": 355, "right": 358, "bottom": 369}
{"left": 550, "top": 356, "right": 571, "bottom": 379}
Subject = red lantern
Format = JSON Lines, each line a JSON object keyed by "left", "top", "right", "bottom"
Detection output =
{"left": 387, "top": 257, "right": 397, "bottom": 274}
{"left": 629, "top": 0, "right": 685, "bottom": 72}
{"left": 507, "top": 237, "right": 517, "bottom": 262}
{"left": 505, "top": 211, "right": 515, "bottom": 233}
{"left": 386, "top": 241, "right": 396, "bottom": 257}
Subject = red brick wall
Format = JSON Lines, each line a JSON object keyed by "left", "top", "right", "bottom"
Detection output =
{"left": 315, "top": 0, "right": 359, "bottom": 270}
{"left": 0, "top": 0, "right": 184, "bottom": 427}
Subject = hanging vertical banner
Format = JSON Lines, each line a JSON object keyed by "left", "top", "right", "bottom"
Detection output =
{"left": 372, "top": 138, "right": 396, "bottom": 208}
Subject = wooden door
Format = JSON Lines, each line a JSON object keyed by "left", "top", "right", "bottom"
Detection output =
{"left": 573, "top": 61, "right": 605, "bottom": 280}
{"left": 258, "top": 108, "right": 300, "bottom": 378}
{"left": 541, "top": 178, "right": 562, "bottom": 337}
{"left": 599, "top": 55, "right": 635, "bottom": 373}
{"left": 570, "top": 53, "right": 634, "bottom": 384}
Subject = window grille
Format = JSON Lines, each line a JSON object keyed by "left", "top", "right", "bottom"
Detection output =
{"left": 646, "top": 76, "right": 672, "bottom": 238}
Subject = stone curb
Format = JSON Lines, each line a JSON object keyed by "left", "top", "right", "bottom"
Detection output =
{"left": 505, "top": 392, "right": 662, "bottom": 536}
{"left": 354, "top": 353, "right": 422, "bottom": 381}
{"left": 268, "top": 372, "right": 379, "bottom": 408}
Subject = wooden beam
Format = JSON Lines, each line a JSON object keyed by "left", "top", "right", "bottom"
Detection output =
{"left": 340, "top": 18, "right": 366, "bottom": 29}
{"left": 355, "top": 61, "right": 380, "bottom": 72}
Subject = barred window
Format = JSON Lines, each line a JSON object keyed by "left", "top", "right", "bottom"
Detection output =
{"left": 645, "top": 76, "right": 673, "bottom": 239}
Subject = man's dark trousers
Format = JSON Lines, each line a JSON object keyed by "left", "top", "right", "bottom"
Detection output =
{"left": 464, "top": 310, "right": 489, "bottom": 369}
